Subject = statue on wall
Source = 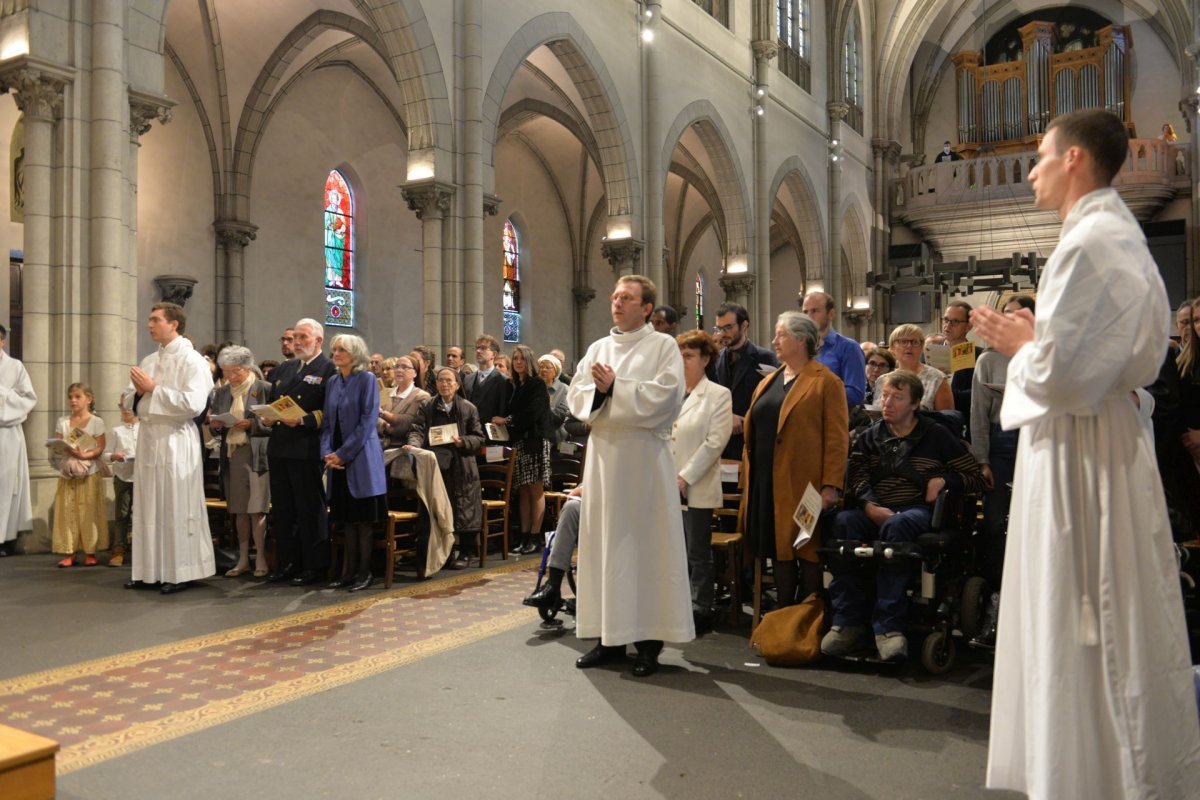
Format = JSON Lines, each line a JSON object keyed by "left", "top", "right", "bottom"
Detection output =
{"left": 10, "top": 116, "right": 23, "bottom": 223}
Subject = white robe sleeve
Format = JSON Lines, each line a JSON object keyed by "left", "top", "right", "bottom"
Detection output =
{"left": 1002, "top": 239, "right": 1150, "bottom": 429}
{"left": 142, "top": 352, "right": 213, "bottom": 422}
{"left": 566, "top": 344, "right": 599, "bottom": 422}
{"left": 606, "top": 339, "right": 684, "bottom": 432}
{"left": 0, "top": 360, "right": 36, "bottom": 427}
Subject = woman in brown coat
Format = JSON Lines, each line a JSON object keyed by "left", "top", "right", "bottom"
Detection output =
{"left": 739, "top": 310, "right": 849, "bottom": 607}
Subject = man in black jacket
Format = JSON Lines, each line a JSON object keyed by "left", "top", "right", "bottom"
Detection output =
{"left": 262, "top": 317, "right": 337, "bottom": 586}
{"left": 461, "top": 333, "right": 510, "bottom": 438}
{"left": 712, "top": 302, "right": 777, "bottom": 459}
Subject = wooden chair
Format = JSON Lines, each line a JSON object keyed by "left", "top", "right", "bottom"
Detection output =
{"left": 711, "top": 506, "right": 744, "bottom": 627}
{"left": 381, "top": 478, "right": 422, "bottom": 587}
{"left": 202, "top": 457, "right": 232, "bottom": 544}
{"left": 545, "top": 446, "right": 585, "bottom": 525}
{"left": 477, "top": 446, "right": 515, "bottom": 567}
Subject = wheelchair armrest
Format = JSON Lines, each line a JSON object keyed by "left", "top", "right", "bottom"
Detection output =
{"left": 930, "top": 488, "right": 951, "bottom": 530}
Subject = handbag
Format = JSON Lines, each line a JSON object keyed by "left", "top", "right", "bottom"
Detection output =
{"left": 750, "top": 591, "right": 826, "bottom": 666}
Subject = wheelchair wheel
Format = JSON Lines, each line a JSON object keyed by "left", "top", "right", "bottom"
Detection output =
{"left": 921, "top": 630, "right": 956, "bottom": 675}
{"left": 960, "top": 576, "right": 989, "bottom": 640}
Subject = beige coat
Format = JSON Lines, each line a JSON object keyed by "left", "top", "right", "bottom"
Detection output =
{"left": 671, "top": 377, "right": 733, "bottom": 509}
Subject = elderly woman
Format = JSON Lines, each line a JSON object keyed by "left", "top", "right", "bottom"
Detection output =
{"left": 321, "top": 334, "right": 388, "bottom": 592}
{"left": 377, "top": 357, "right": 397, "bottom": 396}
{"left": 209, "top": 346, "right": 272, "bottom": 577}
{"left": 406, "top": 367, "right": 485, "bottom": 569}
{"left": 876, "top": 323, "right": 953, "bottom": 411}
{"left": 538, "top": 354, "right": 569, "bottom": 440}
{"left": 499, "top": 345, "right": 554, "bottom": 555}
{"left": 740, "top": 311, "right": 849, "bottom": 608}
{"left": 865, "top": 347, "right": 896, "bottom": 396}
{"left": 378, "top": 354, "right": 431, "bottom": 448}
{"left": 672, "top": 330, "right": 732, "bottom": 630}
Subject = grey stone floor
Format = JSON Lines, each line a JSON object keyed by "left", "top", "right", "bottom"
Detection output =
{"left": 0, "top": 554, "right": 1019, "bottom": 800}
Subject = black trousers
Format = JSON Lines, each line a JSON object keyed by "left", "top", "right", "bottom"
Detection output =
{"left": 269, "top": 456, "right": 329, "bottom": 572}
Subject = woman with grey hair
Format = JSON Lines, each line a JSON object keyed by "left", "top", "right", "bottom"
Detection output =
{"left": 209, "top": 345, "right": 272, "bottom": 577}
{"left": 321, "top": 333, "right": 388, "bottom": 591}
{"left": 739, "top": 311, "right": 849, "bottom": 609}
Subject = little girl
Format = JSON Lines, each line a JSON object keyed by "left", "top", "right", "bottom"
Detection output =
{"left": 51, "top": 382, "right": 109, "bottom": 566}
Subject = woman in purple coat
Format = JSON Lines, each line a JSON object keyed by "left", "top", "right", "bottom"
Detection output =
{"left": 321, "top": 333, "right": 388, "bottom": 592}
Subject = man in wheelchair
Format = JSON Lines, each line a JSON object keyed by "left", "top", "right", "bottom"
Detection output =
{"left": 821, "top": 370, "right": 984, "bottom": 662}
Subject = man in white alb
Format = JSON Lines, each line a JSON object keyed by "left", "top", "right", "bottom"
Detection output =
{"left": 0, "top": 323, "right": 35, "bottom": 556}
{"left": 973, "top": 109, "right": 1200, "bottom": 800}
{"left": 566, "top": 275, "right": 694, "bottom": 677}
{"left": 122, "top": 302, "right": 215, "bottom": 594}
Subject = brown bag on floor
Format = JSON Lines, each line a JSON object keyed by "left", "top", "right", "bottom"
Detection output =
{"left": 751, "top": 591, "right": 826, "bottom": 666}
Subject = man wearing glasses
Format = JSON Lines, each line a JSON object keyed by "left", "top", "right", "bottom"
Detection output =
{"left": 941, "top": 300, "right": 975, "bottom": 422}
{"left": 712, "top": 302, "right": 777, "bottom": 459}
{"left": 279, "top": 327, "right": 295, "bottom": 360}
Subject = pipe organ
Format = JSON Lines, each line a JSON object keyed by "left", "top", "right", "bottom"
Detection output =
{"left": 952, "top": 21, "right": 1132, "bottom": 157}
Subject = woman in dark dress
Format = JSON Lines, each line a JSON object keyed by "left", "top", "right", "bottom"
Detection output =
{"left": 406, "top": 367, "right": 485, "bottom": 569}
{"left": 739, "top": 311, "right": 849, "bottom": 608}
{"left": 321, "top": 334, "right": 388, "bottom": 592}
{"left": 497, "top": 345, "right": 554, "bottom": 555}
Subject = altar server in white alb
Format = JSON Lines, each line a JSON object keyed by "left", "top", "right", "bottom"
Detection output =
{"left": 567, "top": 275, "right": 694, "bottom": 678}
{"left": 121, "top": 302, "right": 215, "bottom": 595}
{"left": 0, "top": 322, "right": 36, "bottom": 556}
{"left": 973, "top": 109, "right": 1200, "bottom": 800}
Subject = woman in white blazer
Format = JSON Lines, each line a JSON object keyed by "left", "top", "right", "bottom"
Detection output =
{"left": 672, "top": 330, "right": 733, "bottom": 629}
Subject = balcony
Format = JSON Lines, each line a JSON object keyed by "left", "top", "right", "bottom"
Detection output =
{"left": 892, "top": 138, "right": 1189, "bottom": 260}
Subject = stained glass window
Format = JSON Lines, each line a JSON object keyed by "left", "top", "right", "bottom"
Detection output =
{"left": 695, "top": 272, "right": 705, "bottom": 330}
{"left": 324, "top": 170, "right": 354, "bottom": 327}
{"left": 502, "top": 219, "right": 520, "bottom": 342}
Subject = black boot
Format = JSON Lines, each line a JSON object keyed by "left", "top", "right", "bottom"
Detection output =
{"left": 524, "top": 567, "right": 564, "bottom": 609}
{"left": 329, "top": 524, "right": 361, "bottom": 589}
{"left": 520, "top": 534, "right": 541, "bottom": 555}
{"left": 632, "top": 640, "right": 663, "bottom": 677}
{"left": 972, "top": 592, "right": 1000, "bottom": 648}
{"left": 510, "top": 534, "right": 528, "bottom": 555}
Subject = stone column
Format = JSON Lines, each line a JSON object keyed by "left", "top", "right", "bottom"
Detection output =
{"left": 827, "top": 102, "right": 849, "bottom": 315}
{"left": 403, "top": 181, "right": 454, "bottom": 356}
{"left": 571, "top": 285, "right": 596, "bottom": 364}
{"left": 460, "top": 0, "right": 484, "bottom": 343}
{"left": 1187, "top": 40, "right": 1200, "bottom": 293}
{"left": 752, "top": 39, "right": 777, "bottom": 345}
{"left": 213, "top": 221, "right": 257, "bottom": 342}
{"left": 2, "top": 68, "right": 65, "bottom": 478}
{"left": 719, "top": 273, "right": 755, "bottom": 308}
{"left": 641, "top": 1, "right": 664, "bottom": 294}
{"left": 128, "top": 95, "right": 171, "bottom": 373}
{"left": 601, "top": 238, "right": 644, "bottom": 277}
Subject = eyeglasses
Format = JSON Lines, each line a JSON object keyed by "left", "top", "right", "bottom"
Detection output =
{"left": 715, "top": 323, "right": 740, "bottom": 334}
{"left": 279, "top": 336, "right": 294, "bottom": 342}
{"left": 866, "top": 361, "right": 890, "bottom": 369}
{"left": 941, "top": 317, "right": 968, "bottom": 326}
{"left": 892, "top": 338, "right": 922, "bottom": 347}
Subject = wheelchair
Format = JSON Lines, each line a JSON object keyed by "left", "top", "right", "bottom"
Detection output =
{"left": 818, "top": 488, "right": 990, "bottom": 674}
{"left": 524, "top": 528, "right": 578, "bottom": 626}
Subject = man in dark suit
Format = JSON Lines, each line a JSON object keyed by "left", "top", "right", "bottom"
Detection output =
{"left": 713, "top": 302, "right": 777, "bottom": 460}
{"left": 461, "top": 334, "right": 510, "bottom": 437}
{"left": 262, "top": 317, "right": 337, "bottom": 586}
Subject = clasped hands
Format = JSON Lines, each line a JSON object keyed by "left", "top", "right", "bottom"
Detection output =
{"left": 323, "top": 452, "right": 345, "bottom": 470}
{"left": 864, "top": 477, "right": 945, "bottom": 526}
{"left": 130, "top": 366, "right": 156, "bottom": 395}
{"left": 591, "top": 362, "right": 615, "bottom": 393}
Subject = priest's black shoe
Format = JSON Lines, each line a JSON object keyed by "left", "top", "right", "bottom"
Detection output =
{"left": 347, "top": 574, "right": 374, "bottom": 593}
{"left": 124, "top": 579, "right": 159, "bottom": 590}
{"left": 523, "top": 583, "right": 561, "bottom": 610}
{"left": 266, "top": 564, "right": 296, "bottom": 583}
{"left": 575, "top": 643, "right": 625, "bottom": 669}
{"left": 159, "top": 582, "right": 190, "bottom": 595}
{"left": 631, "top": 652, "right": 659, "bottom": 677}
{"left": 289, "top": 570, "right": 321, "bottom": 586}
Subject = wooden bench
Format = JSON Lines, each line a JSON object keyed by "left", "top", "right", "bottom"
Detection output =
{"left": 0, "top": 723, "right": 58, "bottom": 800}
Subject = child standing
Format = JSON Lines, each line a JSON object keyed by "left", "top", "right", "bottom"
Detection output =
{"left": 50, "top": 383, "right": 108, "bottom": 566}
{"left": 107, "top": 401, "right": 138, "bottom": 567}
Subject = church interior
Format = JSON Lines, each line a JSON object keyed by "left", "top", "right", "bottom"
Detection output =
{"left": 0, "top": 1, "right": 1195, "bottom": 797}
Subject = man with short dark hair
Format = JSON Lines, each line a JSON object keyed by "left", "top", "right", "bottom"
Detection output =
{"left": 801, "top": 290, "right": 867, "bottom": 406}
{"left": 712, "top": 302, "right": 777, "bottom": 459}
{"left": 934, "top": 140, "right": 962, "bottom": 163}
{"left": 280, "top": 327, "right": 295, "bottom": 359}
{"left": 822, "top": 370, "right": 982, "bottom": 662}
{"left": 972, "top": 109, "right": 1200, "bottom": 798}
{"left": 445, "top": 346, "right": 465, "bottom": 371}
{"left": 461, "top": 334, "right": 509, "bottom": 432}
{"left": 567, "top": 275, "right": 694, "bottom": 677}
{"left": 122, "top": 303, "right": 216, "bottom": 594}
{"left": 0, "top": 322, "right": 35, "bottom": 557}
{"left": 650, "top": 305, "right": 679, "bottom": 335}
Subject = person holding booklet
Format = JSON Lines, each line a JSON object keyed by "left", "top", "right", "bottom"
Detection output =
{"left": 822, "top": 370, "right": 983, "bottom": 662}
{"left": 874, "top": 324, "right": 953, "bottom": 411}
{"left": 49, "top": 382, "right": 108, "bottom": 567}
{"left": 406, "top": 366, "right": 484, "bottom": 569}
{"left": 497, "top": 345, "right": 554, "bottom": 555}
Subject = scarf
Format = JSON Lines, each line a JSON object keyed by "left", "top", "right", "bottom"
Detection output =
{"left": 225, "top": 375, "right": 252, "bottom": 454}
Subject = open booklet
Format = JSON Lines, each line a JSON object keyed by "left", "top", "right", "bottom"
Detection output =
{"left": 484, "top": 422, "right": 510, "bottom": 442}
{"left": 791, "top": 482, "right": 823, "bottom": 549}
{"left": 428, "top": 423, "right": 459, "bottom": 446}
{"left": 250, "top": 396, "right": 307, "bottom": 423}
{"left": 47, "top": 428, "right": 99, "bottom": 454}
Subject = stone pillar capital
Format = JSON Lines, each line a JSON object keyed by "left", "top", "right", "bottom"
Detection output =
{"left": 718, "top": 272, "right": 756, "bottom": 296}
{"left": 129, "top": 90, "right": 175, "bottom": 142}
{"left": 214, "top": 220, "right": 258, "bottom": 249}
{"left": 827, "top": 102, "right": 850, "bottom": 123}
{"left": 751, "top": 40, "right": 778, "bottom": 62}
{"left": 154, "top": 274, "right": 198, "bottom": 307}
{"left": 402, "top": 180, "right": 454, "bottom": 220}
{"left": 1, "top": 68, "right": 66, "bottom": 122}
{"left": 601, "top": 237, "right": 644, "bottom": 273}
{"left": 483, "top": 193, "right": 502, "bottom": 217}
{"left": 572, "top": 285, "right": 597, "bottom": 306}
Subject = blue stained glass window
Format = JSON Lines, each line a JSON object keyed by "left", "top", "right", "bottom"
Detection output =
{"left": 324, "top": 170, "right": 354, "bottom": 327}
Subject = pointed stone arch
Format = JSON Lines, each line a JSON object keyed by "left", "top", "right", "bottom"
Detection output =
{"left": 482, "top": 13, "right": 640, "bottom": 231}
{"left": 840, "top": 198, "right": 871, "bottom": 301}
{"left": 768, "top": 156, "right": 826, "bottom": 282}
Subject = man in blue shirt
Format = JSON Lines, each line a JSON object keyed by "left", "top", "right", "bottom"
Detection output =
{"left": 801, "top": 291, "right": 866, "bottom": 406}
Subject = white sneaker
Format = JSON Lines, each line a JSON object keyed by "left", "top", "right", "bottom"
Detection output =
{"left": 875, "top": 632, "right": 908, "bottom": 662}
{"left": 820, "top": 625, "right": 873, "bottom": 657}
